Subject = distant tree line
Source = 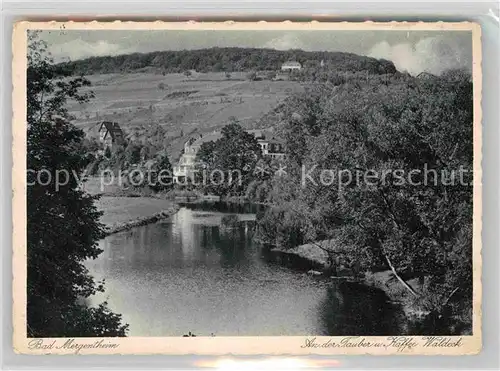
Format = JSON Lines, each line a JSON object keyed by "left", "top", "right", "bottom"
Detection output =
{"left": 57, "top": 47, "right": 397, "bottom": 76}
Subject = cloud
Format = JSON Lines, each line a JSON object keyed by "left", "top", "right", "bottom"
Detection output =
{"left": 49, "top": 39, "right": 137, "bottom": 62}
{"left": 263, "top": 34, "right": 307, "bottom": 50}
{"left": 368, "top": 36, "right": 472, "bottom": 75}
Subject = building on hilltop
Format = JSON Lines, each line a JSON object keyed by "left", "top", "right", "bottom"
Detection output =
{"left": 173, "top": 130, "right": 285, "bottom": 183}
{"left": 98, "top": 121, "right": 124, "bottom": 150}
{"left": 281, "top": 61, "right": 302, "bottom": 72}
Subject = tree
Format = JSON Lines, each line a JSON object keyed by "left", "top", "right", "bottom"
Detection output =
{"left": 195, "top": 122, "right": 262, "bottom": 196}
{"left": 213, "top": 62, "right": 223, "bottom": 72}
{"left": 266, "top": 71, "right": 276, "bottom": 80}
{"left": 158, "top": 82, "right": 166, "bottom": 90}
{"left": 125, "top": 143, "right": 142, "bottom": 164}
{"left": 184, "top": 70, "right": 192, "bottom": 77}
{"left": 150, "top": 153, "right": 173, "bottom": 191}
{"left": 108, "top": 144, "right": 126, "bottom": 171}
{"left": 246, "top": 71, "right": 257, "bottom": 81}
{"left": 196, "top": 140, "right": 217, "bottom": 166}
{"left": 26, "top": 31, "right": 128, "bottom": 337}
{"left": 139, "top": 145, "right": 150, "bottom": 161}
{"left": 82, "top": 137, "right": 100, "bottom": 153}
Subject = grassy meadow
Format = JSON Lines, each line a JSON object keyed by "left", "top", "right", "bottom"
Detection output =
{"left": 95, "top": 196, "right": 178, "bottom": 231}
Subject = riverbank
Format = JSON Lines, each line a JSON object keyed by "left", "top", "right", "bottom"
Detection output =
{"left": 269, "top": 241, "right": 427, "bottom": 321}
{"left": 95, "top": 197, "right": 180, "bottom": 236}
{"left": 269, "top": 240, "right": 356, "bottom": 276}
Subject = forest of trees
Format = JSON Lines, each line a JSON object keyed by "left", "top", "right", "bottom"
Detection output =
{"left": 58, "top": 47, "right": 397, "bottom": 76}
{"left": 254, "top": 69, "right": 474, "bottom": 334}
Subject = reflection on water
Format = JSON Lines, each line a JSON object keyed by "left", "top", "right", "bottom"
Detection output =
{"left": 87, "top": 205, "right": 402, "bottom": 336}
{"left": 319, "top": 282, "right": 405, "bottom": 336}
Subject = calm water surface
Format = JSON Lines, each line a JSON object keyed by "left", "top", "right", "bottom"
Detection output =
{"left": 87, "top": 204, "right": 403, "bottom": 336}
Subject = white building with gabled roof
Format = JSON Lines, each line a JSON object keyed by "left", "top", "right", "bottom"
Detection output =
{"left": 281, "top": 61, "right": 302, "bottom": 71}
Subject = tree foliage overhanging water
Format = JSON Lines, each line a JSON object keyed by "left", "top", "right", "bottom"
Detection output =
{"left": 253, "top": 70, "right": 473, "bottom": 334}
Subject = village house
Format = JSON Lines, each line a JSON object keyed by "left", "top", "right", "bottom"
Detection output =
{"left": 173, "top": 130, "right": 285, "bottom": 183}
{"left": 98, "top": 121, "right": 125, "bottom": 150}
{"left": 281, "top": 61, "right": 302, "bottom": 72}
{"left": 250, "top": 130, "right": 286, "bottom": 160}
{"left": 173, "top": 132, "right": 222, "bottom": 183}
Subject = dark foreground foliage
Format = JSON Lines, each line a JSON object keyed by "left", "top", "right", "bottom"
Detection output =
{"left": 27, "top": 31, "right": 128, "bottom": 337}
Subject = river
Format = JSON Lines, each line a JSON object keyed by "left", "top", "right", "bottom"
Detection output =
{"left": 87, "top": 203, "right": 405, "bottom": 336}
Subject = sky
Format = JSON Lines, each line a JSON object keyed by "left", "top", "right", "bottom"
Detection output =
{"left": 40, "top": 30, "right": 473, "bottom": 75}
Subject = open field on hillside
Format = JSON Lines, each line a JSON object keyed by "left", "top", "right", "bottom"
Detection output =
{"left": 69, "top": 71, "right": 304, "bottom": 160}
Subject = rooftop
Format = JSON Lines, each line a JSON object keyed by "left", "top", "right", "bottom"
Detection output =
{"left": 99, "top": 121, "right": 124, "bottom": 140}
{"left": 186, "top": 129, "right": 283, "bottom": 147}
{"left": 282, "top": 61, "right": 302, "bottom": 67}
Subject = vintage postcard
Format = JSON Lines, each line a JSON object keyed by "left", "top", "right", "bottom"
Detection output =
{"left": 12, "top": 21, "right": 482, "bottom": 355}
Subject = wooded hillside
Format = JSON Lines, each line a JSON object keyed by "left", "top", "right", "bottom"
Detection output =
{"left": 58, "top": 47, "right": 397, "bottom": 76}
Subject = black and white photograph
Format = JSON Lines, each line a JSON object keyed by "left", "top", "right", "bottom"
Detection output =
{"left": 13, "top": 22, "right": 481, "bottom": 355}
